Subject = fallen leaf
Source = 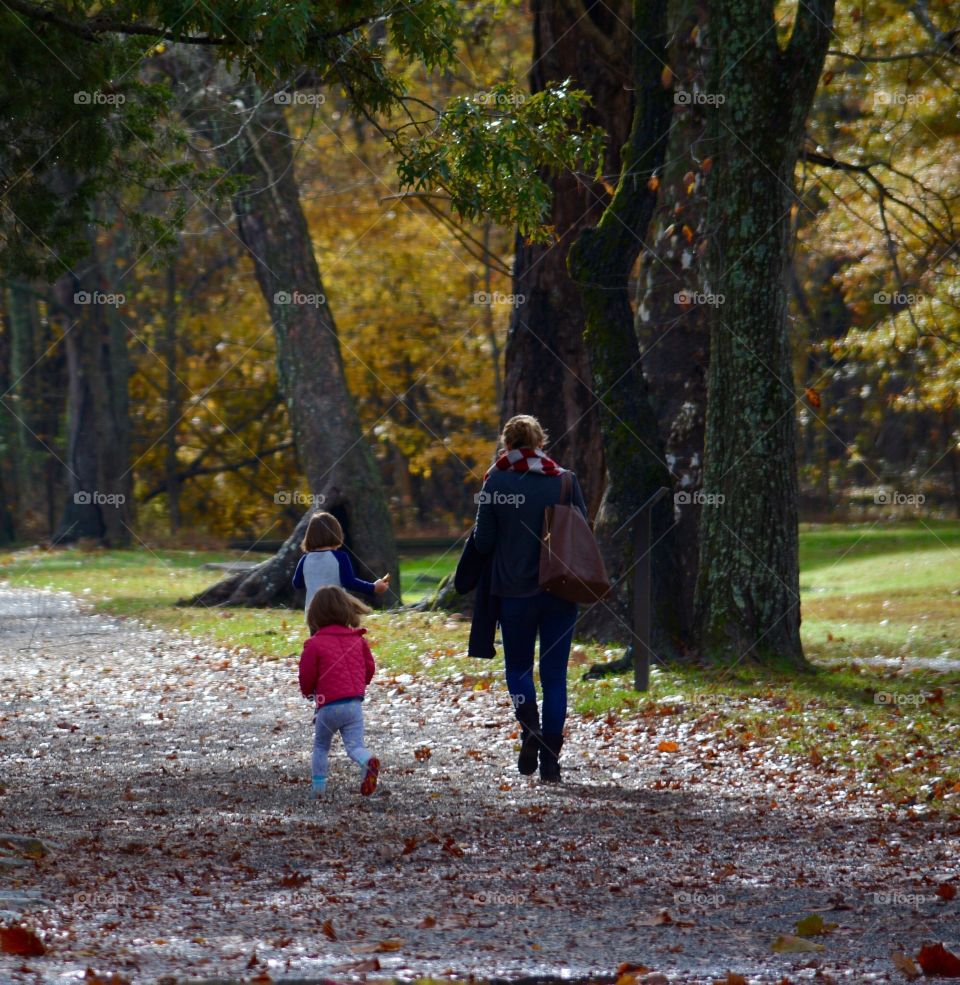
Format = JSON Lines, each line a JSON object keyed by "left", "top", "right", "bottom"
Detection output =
{"left": 795, "top": 913, "right": 837, "bottom": 937}
{"left": 917, "top": 942, "right": 960, "bottom": 977}
{"left": 414, "top": 747, "right": 431, "bottom": 761}
{"left": 321, "top": 919, "right": 336, "bottom": 941}
{"left": 714, "top": 975, "right": 747, "bottom": 985}
{"left": 336, "top": 958, "right": 381, "bottom": 974}
{"left": 656, "top": 740, "right": 679, "bottom": 753}
{"left": 417, "top": 915, "right": 436, "bottom": 929}
{"left": 375, "top": 938, "right": 404, "bottom": 952}
{"left": 278, "top": 872, "right": 309, "bottom": 888}
{"left": 771, "top": 933, "right": 825, "bottom": 953}
{"left": 0, "top": 926, "right": 45, "bottom": 956}
{"left": 936, "top": 883, "right": 957, "bottom": 902}
{"left": 83, "top": 972, "right": 130, "bottom": 985}
{"left": 891, "top": 951, "right": 921, "bottom": 980}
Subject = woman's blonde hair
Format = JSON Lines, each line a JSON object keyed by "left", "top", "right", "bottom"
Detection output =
{"left": 307, "top": 584, "right": 371, "bottom": 635}
{"left": 500, "top": 414, "right": 547, "bottom": 451}
{"left": 301, "top": 511, "right": 343, "bottom": 552}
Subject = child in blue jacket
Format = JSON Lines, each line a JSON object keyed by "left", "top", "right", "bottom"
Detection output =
{"left": 292, "top": 511, "right": 390, "bottom": 615}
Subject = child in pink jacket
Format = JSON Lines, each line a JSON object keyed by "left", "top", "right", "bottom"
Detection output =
{"left": 298, "top": 585, "right": 380, "bottom": 798}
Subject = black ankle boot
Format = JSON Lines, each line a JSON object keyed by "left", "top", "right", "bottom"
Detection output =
{"left": 539, "top": 732, "right": 564, "bottom": 783}
{"left": 515, "top": 702, "right": 541, "bottom": 776}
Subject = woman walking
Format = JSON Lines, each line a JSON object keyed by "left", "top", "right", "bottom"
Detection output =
{"left": 473, "top": 415, "right": 587, "bottom": 782}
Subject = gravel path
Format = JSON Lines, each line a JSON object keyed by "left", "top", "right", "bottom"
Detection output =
{"left": 0, "top": 586, "right": 957, "bottom": 984}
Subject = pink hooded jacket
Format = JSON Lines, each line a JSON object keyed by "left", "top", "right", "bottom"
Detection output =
{"left": 298, "top": 625, "right": 375, "bottom": 708}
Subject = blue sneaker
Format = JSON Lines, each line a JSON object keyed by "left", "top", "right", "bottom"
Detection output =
{"left": 311, "top": 775, "right": 327, "bottom": 798}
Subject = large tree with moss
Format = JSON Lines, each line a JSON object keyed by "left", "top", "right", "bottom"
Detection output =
{"left": 693, "top": 0, "right": 836, "bottom": 665}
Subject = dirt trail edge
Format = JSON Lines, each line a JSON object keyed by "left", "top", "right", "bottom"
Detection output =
{"left": 0, "top": 587, "right": 957, "bottom": 984}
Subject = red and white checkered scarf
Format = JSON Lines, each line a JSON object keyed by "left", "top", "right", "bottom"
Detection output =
{"left": 485, "top": 446, "right": 564, "bottom": 478}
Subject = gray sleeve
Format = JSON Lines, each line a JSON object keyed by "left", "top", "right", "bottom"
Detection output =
{"left": 570, "top": 473, "right": 588, "bottom": 519}
{"left": 474, "top": 478, "right": 497, "bottom": 554}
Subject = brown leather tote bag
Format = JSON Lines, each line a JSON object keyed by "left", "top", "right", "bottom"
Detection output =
{"left": 539, "top": 472, "right": 611, "bottom": 604}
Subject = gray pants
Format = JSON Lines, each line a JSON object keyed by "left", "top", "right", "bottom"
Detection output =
{"left": 312, "top": 699, "right": 372, "bottom": 778}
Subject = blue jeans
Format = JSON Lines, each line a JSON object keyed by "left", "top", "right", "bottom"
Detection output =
{"left": 312, "top": 699, "right": 372, "bottom": 778}
{"left": 499, "top": 592, "right": 577, "bottom": 734}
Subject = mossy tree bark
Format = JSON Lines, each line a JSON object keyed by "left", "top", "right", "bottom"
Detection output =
{"left": 166, "top": 51, "right": 399, "bottom": 607}
{"left": 502, "top": 0, "right": 634, "bottom": 518}
{"left": 634, "top": 0, "right": 710, "bottom": 645}
{"left": 693, "top": 0, "right": 835, "bottom": 665}
{"left": 567, "top": 0, "right": 684, "bottom": 652}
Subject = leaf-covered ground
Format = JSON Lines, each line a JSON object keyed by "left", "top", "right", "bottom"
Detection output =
{"left": 1, "top": 586, "right": 958, "bottom": 984}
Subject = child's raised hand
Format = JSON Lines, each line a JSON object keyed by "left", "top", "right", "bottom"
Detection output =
{"left": 374, "top": 573, "right": 391, "bottom": 594}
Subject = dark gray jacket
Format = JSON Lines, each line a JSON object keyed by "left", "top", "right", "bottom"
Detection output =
{"left": 474, "top": 469, "right": 587, "bottom": 597}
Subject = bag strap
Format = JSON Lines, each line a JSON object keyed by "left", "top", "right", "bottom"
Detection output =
{"left": 559, "top": 470, "right": 573, "bottom": 505}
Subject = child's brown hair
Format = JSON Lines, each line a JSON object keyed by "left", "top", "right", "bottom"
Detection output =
{"left": 307, "top": 585, "right": 371, "bottom": 635}
{"left": 301, "top": 511, "right": 343, "bottom": 552}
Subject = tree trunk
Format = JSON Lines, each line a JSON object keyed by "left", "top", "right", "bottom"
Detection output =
{"left": 633, "top": 0, "right": 710, "bottom": 645}
{"left": 163, "top": 259, "right": 182, "bottom": 534}
{"left": 694, "top": 0, "right": 835, "bottom": 665}
{"left": 167, "top": 51, "right": 399, "bottom": 606}
{"left": 567, "top": 0, "right": 683, "bottom": 652}
{"left": 51, "top": 220, "right": 133, "bottom": 546}
{"left": 501, "top": 0, "right": 635, "bottom": 518}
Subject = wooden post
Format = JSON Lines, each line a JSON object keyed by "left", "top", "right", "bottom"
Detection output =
{"left": 632, "top": 486, "right": 670, "bottom": 691}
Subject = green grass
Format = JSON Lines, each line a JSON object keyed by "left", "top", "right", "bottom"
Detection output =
{"left": 1, "top": 521, "right": 958, "bottom": 811}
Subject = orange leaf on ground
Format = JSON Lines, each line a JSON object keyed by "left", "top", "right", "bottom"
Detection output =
{"left": 917, "top": 942, "right": 960, "bottom": 976}
{"left": 891, "top": 951, "right": 921, "bottom": 980}
{"left": 937, "top": 883, "right": 957, "bottom": 902}
{"left": 375, "top": 938, "right": 404, "bottom": 952}
{"left": 321, "top": 919, "right": 337, "bottom": 941}
{"left": 656, "top": 740, "right": 679, "bottom": 753}
{"left": 0, "top": 926, "right": 45, "bottom": 956}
